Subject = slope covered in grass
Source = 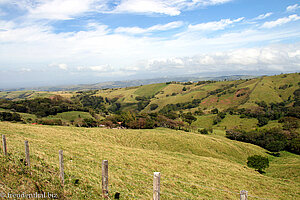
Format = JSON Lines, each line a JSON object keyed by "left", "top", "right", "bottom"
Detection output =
{"left": 0, "top": 153, "right": 65, "bottom": 199}
{"left": 0, "top": 122, "right": 299, "bottom": 199}
{"left": 47, "top": 111, "right": 93, "bottom": 121}
{"left": 1, "top": 73, "right": 299, "bottom": 115}
{"left": 134, "top": 83, "right": 167, "bottom": 97}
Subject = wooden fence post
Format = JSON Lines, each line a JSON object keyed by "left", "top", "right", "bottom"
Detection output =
{"left": 24, "top": 140, "right": 30, "bottom": 167}
{"left": 240, "top": 190, "right": 248, "bottom": 200}
{"left": 2, "top": 135, "right": 7, "bottom": 156}
{"left": 153, "top": 172, "right": 161, "bottom": 200}
{"left": 59, "top": 150, "right": 64, "bottom": 186}
{"left": 102, "top": 160, "right": 108, "bottom": 198}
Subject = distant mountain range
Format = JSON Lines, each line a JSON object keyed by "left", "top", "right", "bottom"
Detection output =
{"left": 1, "top": 75, "right": 258, "bottom": 92}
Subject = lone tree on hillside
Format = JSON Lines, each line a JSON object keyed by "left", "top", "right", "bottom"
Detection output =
{"left": 247, "top": 155, "right": 269, "bottom": 174}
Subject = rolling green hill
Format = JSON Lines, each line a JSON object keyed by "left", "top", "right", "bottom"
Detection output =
{"left": 1, "top": 73, "right": 299, "bottom": 131}
{"left": 1, "top": 73, "right": 299, "bottom": 114}
{"left": 0, "top": 73, "right": 300, "bottom": 199}
{"left": 0, "top": 122, "right": 299, "bottom": 199}
{"left": 94, "top": 72, "right": 300, "bottom": 114}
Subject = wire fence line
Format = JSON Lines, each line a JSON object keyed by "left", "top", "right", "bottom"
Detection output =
{"left": 247, "top": 195, "right": 271, "bottom": 200}
{"left": 1, "top": 134, "right": 273, "bottom": 200}
{"left": 110, "top": 162, "right": 272, "bottom": 200}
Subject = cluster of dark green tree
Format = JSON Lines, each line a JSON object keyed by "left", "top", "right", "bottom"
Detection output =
{"left": 208, "top": 84, "right": 235, "bottom": 95}
{"left": 101, "top": 111, "right": 187, "bottom": 130}
{"left": 75, "top": 95, "right": 106, "bottom": 112}
{"left": 210, "top": 108, "right": 227, "bottom": 125}
{"left": 0, "top": 112, "right": 22, "bottom": 122}
{"left": 226, "top": 127, "right": 300, "bottom": 154}
{"left": 73, "top": 91, "right": 108, "bottom": 113}
{"left": 247, "top": 155, "right": 269, "bottom": 174}
{"left": 0, "top": 96, "right": 84, "bottom": 117}
{"left": 159, "top": 99, "right": 202, "bottom": 113}
{"left": 37, "top": 118, "right": 63, "bottom": 126}
{"left": 135, "top": 96, "right": 151, "bottom": 111}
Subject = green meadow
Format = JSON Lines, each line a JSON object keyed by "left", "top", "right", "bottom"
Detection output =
{"left": 1, "top": 122, "right": 299, "bottom": 199}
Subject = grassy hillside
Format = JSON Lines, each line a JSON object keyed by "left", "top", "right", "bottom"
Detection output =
{"left": 134, "top": 83, "right": 167, "bottom": 98}
{"left": 1, "top": 73, "right": 299, "bottom": 115}
{"left": 0, "top": 90, "right": 74, "bottom": 101}
{"left": 91, "top": 72, "right": 300, "bottom": 115}
{"left": 0, "top": 153, "right": 65, "bottom": 198}
{"left": 47, "top": 111, "right": 94, "bottom": 121}
{"left": 1, "top": 122, "right": 299, "bottom": 199}
{"left": 192, "top": 114, "right": 259, "bottom": 131}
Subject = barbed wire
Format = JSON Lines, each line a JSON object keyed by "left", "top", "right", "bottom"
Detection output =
{"left": 161, "top": 191, "right": 192, "bottom": 200}
{"left": 109, "top": 163, "right": 274, "bottom": 200}
{"left": 110, "top": 164, "right": 153, "bottom": 178}
{"left": 163, "top": 176, "right": 240, "bottom": 195}
{"left": 248, "top": 194, "right": 272, "bottom": 200}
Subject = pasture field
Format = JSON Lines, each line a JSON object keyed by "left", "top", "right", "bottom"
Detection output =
{"left": 47, "top": 111, "right": 94, "bottom": 121}
{"left": 0, "top": 122, "right": 299, "bottom": 199}
{"left": 134, "top": 83, "right": 167, "bottom": 97}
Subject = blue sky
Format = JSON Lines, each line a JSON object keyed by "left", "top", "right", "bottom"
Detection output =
{"left": 0, "top": 0, "right": 300, "bottom": 88}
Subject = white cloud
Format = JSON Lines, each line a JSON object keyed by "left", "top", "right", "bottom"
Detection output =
{"left": 286, "top": 4, "right": 300, "bottom": 12}
{"left": 0, "top": 0, "right": 10, "bottom": 4}
{"left": 110, "top": 0, "right": 233, "bottom": 16}
{"left": 188, "top": 17, "right": 244, "bottom": 31}
{"left": 253, "top": 12, "right": 273, "bottom": 20}
{"left": 261, "top": 15, "right": 300, "bottom": 28}
{"left": 115, "top": 21, "right": 183, "bottom": 34}
{"left": 112, "top": 0, "right": 181, "bottom": 16}
{"left": 1, "top": 7, "right": 300, "bottom": 78}
{"left": 27, "top": 0, "right": 97, "bottom": 20}
{"left": 49, "top": 63, "right": 68, "bottom": 70}
{"left": 58, "top": 63, "right": 68, "bottom": 70}
{"left": 137, "top": 44, "right": 300, "bottom": 73}
{"left": 76, "top": 65, "right": 114, "bottom": 72}
{"left": 89, "top": 65, "right": 113, "bottom": 71}
{"left": 3, "top": 0, "right": 233, "bottom": 20}
{"left": 20, "top": 68, "right": 32, "bottom": 72}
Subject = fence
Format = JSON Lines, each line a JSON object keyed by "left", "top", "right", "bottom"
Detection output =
{"left": 1, "top": 134, "right": 270, "bottom": 200}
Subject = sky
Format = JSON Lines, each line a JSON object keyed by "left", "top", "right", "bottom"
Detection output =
{"left": 0, "top": 0, "right": 300, "bottom": 89}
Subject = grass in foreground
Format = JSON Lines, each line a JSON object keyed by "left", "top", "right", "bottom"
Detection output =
{"left": 0, "top": 122, "right": 299, "bottom": 199}
{"left": 0, "top": 153, "right": 65, "bottom": 199}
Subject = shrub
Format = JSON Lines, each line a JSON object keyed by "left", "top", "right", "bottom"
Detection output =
{"left": 213, "top": 116, "right": 221, "bottom": 125}
{"left": 257, "top": 116, "right": 269, "bottom": 127}
{"left": 247, "top": 155, "right": 269, "bottom": 173}
{"left": 279, "top": 117, "right": 300, "bottom": 130}
{"left": 194, "top": 109, "right": 204, "bottom": 116}
{"left": 211, "top": 108, "right": 219, "bottom": 114}
{"left": 198, "top": 128, "right": 208, "bottom": 134}
{"left": 266, "top": 141, "right": 286, "bottom": 152}
{"left": 38, "top": 119, "right": 62, "bottom": 126}
{"left": 150, "top": 104, "right": 159, "bottom": 111}
{"left": 217, "top": 112, "right": 226, "bottom": 119}
{"left": 181, "top": 112, "right": 197, "bottom": 125}
{"left": 0, "top": 112, "right": 22, "bottom": 122}
{"left": 288, "top": 137, "right": 300, "bottom": 154}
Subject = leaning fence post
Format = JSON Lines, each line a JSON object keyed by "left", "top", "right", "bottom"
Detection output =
{"left": 24, "top": 140, "right": 30, "bottom": 167}
{"left": 102, "top": 160, "right": 109, "bottom": 198}
{"left": 153, "top": 172, "right": 161, "bottom": 200}
{"left": 2, "top": 135, "right": 7, "bottom": 156}
{"left": 240, "top": 190, "right": 248, "bottom": 200}
{"left": 59, "top": 150, "right": 64, "bottom": 186}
